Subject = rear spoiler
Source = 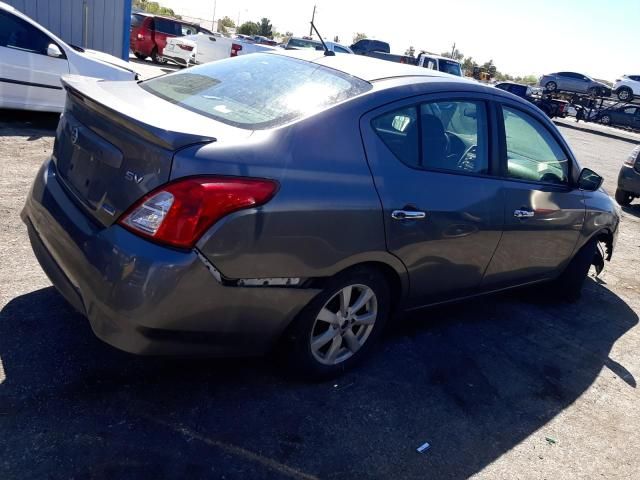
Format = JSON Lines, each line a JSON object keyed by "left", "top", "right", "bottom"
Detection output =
{"left": 61, "top": 76, "right": 216, "bottom": 151}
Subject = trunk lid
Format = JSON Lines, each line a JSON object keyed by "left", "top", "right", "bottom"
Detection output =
{"left": 53, "top": 75, "right": 248, "bottom": 227}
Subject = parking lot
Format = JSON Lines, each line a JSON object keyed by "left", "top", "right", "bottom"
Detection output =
{"left": 0, "top": 107, "right": 639, "bottom": 479}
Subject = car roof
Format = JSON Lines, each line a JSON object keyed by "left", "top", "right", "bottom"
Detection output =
{"left": 133, "top": 12, "right": 197, "bottom": 25}
{"left": 272, "top": 49, "right": 472, "bottom": 83}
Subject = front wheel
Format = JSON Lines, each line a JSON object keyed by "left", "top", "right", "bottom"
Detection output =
{"left": 551, "top": 238, "right": 597, "bottom": 302}
{"left": 615, "top": 188, "right": 633, "bottom": 206}
{"left": 545, "top": 81, "right": 557, "bottom": 92}
{"left": 285, "top": 267, "right": 390, "bottom": 379}
{"left": 133, "top": 52, "right": 146, "bottom": 60}
{"left": 600, "top": 114, "right": 611, "bottom": 125}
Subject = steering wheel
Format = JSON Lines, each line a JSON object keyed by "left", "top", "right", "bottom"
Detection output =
{"left": 456, "top": 144, "right": 478, "bottom": 171}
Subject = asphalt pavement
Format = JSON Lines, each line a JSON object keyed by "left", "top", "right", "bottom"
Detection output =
{"left": 0, "top": 111, "right": 639, "bottom": 479}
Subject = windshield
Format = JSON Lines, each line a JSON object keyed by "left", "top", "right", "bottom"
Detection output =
{"left": 140, "top": 53, "right": 372, "bottom": 129}
{"left": 438, "top": 59, "right": 462, "bottom": 76}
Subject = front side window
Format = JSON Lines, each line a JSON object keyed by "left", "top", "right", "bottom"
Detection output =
{"left": 372, "top": 100, "right": 489, "bottom": 174}
{"left": 502, "top": 106, "right": 569, "bottom": 185}
{"left": 141, "top": 53, "right": 372, "bottom": 129}
{"left": 623, "top": 107, "right": 637, "bottom": 115}
{"left": 0, "top": 10, "right": 55, "bottom": 55}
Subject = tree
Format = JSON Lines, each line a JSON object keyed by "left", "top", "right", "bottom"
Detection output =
{"left": 133, "top": 0, "right": 180, "bottom": 18}
{"left": 462, "top": 56, "right": 476, "bottom": 73}
{"left": 405, "top": 46, "right": 415, "bottom": 57}
{"left": 217, "top": 15, "right": 235, "bottom": 33}
{"left": 238, "top": 21, "right": 260, "bottom": 36}
{"left": 441, "top": 49, "right": 464, "bottom": 61}
{"left": 352, "top": 33, "right": 367, "bottom": 44}
{"left": 258, "top": 17, "right": 273, "bottom": 37}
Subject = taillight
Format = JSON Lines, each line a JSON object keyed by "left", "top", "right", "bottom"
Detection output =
{"left": 137, "top": 33, "right": 144, "bottom": 40}
{"left": 230, "top": 43, "right": 242, "bottom": 57}
{"left": 178, "top": 44, "right": 194, "bottom": 51}
{"left": 118, "top": 176, "right": 278, "bottom": 249}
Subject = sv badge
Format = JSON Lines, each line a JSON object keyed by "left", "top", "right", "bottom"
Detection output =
{"left": 125, "top": 171, "right": 144, "bottom": 184}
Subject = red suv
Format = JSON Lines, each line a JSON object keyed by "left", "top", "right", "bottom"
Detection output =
{"left": 130, "top": 13, "right": 204, "bottom": 63}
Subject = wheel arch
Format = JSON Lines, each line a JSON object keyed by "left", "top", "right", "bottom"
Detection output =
{"left": 305, "top": 254, "right": 410, "bottom": 313}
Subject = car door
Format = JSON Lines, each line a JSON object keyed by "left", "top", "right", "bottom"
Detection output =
{"left": 482, "top": 103, "right": 584, "bottom": 287}
{"left": 0, "top": 8, "right": 69, "bottom": 110}
{"left": 360, "top": 93, "right": 504, "bottom": 306}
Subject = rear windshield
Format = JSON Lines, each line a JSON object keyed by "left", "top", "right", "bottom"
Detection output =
{"left": 438, "top": 59, "right": 462, "bottom": 76}
{"left": 140, "top": 53, "right": 372, "bottom": 129}
{"left": 287, "top": 38, "right": 321, "bottom": 49}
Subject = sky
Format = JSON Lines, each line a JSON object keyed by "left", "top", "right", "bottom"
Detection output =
{"left": 159, "top": 0, "right": 639, "bottom": 81}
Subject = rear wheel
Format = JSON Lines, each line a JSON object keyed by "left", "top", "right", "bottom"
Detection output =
{"left": 551, "top": 238, "right": 597, "bottom": 302}
{"left": 133, "top": 52, "right": 146, "bottom": 60}
{"left": 285, "top": 267, "right": 390, "bottom": 379}
{"left": 617, "top": 88, "right": 633, "bottom": 102}
{"left": 545, "top": 81, "right": 557, "bottom": 92}
{"left": 151, "top": 48, "right": 166, "bottom": 64}
{"left": 615, "top": 188, "right": 633, "bottom": 206}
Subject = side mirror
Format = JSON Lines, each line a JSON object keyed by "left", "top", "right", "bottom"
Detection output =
{"left": 47, "top": 43, "right": 63, "bottom": 58}
{"left": 578, "top": 168, "right": 603, "bottom": 191}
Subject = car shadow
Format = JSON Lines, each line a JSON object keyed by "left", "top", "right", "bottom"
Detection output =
{"left": 0, "top": 110, "right": 59, "bottom": 137}
{"left": 0, "top": 279, "right": 636, "bottom": 479}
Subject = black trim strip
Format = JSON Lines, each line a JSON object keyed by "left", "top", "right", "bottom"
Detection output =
{"left": 0, "top": 77, "right": 63, "bottom": 90}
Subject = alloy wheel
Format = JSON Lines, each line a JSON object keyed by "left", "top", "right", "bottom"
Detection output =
{"left": 309, "top": 284, "right": 378, "bottom": 365}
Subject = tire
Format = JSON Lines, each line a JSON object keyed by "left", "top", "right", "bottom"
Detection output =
{"left": 284, "top": 267, "right": 390, "bottom": 379}
{"left": 617, "top": 88, "right": 633, "bottom": 102}
{"left": 588, "top": 87, "right": 601, "bottom": 97}
{"left": 151, "top": 48, "right": 165, "bottom": 64}
{"left": 133, "top": 52, "right": 146, "bottom": 60}
{"left": 552, "top": 238, "right": 597, "bottom": 302}
{"left": 615, "top": 188, "right": 633, "bottom": 206}
{"left": 545, "top": 81, "right": 557, "bottom": 92}
{"left": 600, "top": 114, "right": 611, "bottom": 125}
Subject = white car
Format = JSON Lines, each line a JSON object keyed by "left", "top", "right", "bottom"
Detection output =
{"left": 163, "top": 33, "right": 275, "bottom": 68}
{"left": 0, "top": 1, "right": 138, "bottom": 112}
{"left": 613, "top": 75, "right": 640, "bottom": 102}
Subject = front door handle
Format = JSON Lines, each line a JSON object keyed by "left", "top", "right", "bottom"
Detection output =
{"left": 513, "top": 209, "right": 535, "bottom": 218}
{"left": 391, "top": 210, "right": 427, "bottom": 220}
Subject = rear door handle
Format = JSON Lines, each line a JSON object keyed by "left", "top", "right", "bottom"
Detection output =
{"left": 513, "top": 209, "right": 535, "bottom": 218}
{"left": 391, "top": 210, "right": 427, "bottom": 220}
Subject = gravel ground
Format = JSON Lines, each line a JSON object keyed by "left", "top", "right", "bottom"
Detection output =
{"left": 0, "top": 109, "right": 639, "bottom": 479}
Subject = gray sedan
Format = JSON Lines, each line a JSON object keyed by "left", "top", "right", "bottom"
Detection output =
{"left": 539, "top": 71, "right": 611, "bottom": 97}
{"left": 22, "top": 51, "right": 619, "bottom": 378}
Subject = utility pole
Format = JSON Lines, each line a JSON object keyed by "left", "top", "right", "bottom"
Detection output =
{"left": 309, "top": 5, "right": 316, "bottom": 37}
{"left": 451, "top": 42, "right": 456, "bottom": 58}
{"left": 212, "top": 0, "right": 216, "bottom": 32}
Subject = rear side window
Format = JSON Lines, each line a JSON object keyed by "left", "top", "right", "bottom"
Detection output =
{"left": 502, "top": 106, "right": 569, "bottom": 185}
{"left": 141, "top": 53, "right": 371, "bottom": 129}
{"left": 372, "top": 100, "right": 489, "bottom": 175}
{"left": 0, "top": 10, "right": 55, "bottom": 55}
{"left": 155, "top": 18, "right": 180, "bottom": 35}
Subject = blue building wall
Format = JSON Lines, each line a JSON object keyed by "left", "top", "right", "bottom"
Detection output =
{"left": 5, "top": 0, "right": 131, "bottom": 59}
